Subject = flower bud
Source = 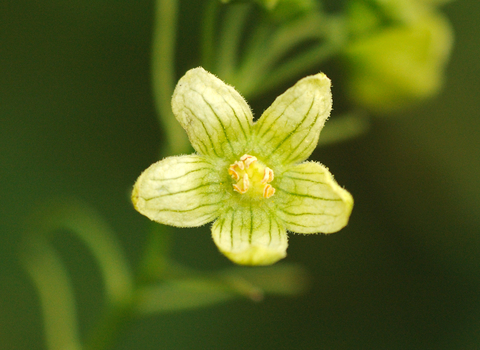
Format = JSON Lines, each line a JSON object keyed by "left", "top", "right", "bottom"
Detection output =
{"left": 343, "top": 1, "right": 453, "bottom": 113}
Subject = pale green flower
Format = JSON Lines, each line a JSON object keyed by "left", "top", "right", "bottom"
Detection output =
{"left": 132, "top": 67, "right": 353, "bottom": 265}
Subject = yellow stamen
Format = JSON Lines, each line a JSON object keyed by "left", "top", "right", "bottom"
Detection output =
{"left": 228, "top": 154, "right": 275, "bottom": 198}
{"left": 228, "top": 167, "right": 239, "bottom": 181}
{"left": 240, "top": 154, "right": 257, "bottom": 168}
{"left": 263, "top": 184, "right": 275, "bottom": 199}
{"left": 262, "top": 167, "right": 274, "bottom": 184}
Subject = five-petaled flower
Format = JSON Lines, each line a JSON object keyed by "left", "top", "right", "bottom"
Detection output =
{"left": 132, "top": 67, "right": 353, "bottom": 265}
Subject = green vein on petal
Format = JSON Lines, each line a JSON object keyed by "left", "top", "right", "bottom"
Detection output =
{"left": 212, "top": 206, "right": 288, "bottom": 266}
{"left": 172, "top": 67, "right": 253, "bottom": 159}
{"left": 275, "top": 162, "right": 353, "bottom": 234}
{"left": 132, "top": 155, "right": 226, "bottom": 227}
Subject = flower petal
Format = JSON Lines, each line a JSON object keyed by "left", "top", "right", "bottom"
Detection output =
{"left": 212, "top": 207, "right": 288, "bottom": 266}
{"left": 275, "top": 162, "right": 353, "bottom": 234}
{"left": 132, "top": 155, "right": 226, "bottom": 227}
{"left": 172, "top": 67, "right": 253, "bottom": 159}
{"left": 252, "top": 73, "right": 332, "bottom": 164}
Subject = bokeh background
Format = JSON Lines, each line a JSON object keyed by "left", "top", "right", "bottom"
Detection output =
{"left": 1, "top": 0, "right": 480, "bottom": 349}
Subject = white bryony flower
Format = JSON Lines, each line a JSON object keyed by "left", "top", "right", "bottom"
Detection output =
{"left": 132, "top": 67, "right": 353, "bottom": 265}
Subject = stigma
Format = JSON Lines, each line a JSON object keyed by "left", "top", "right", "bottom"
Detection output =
{"left": 228, "top": 154, "right": 275, "bottom": 199}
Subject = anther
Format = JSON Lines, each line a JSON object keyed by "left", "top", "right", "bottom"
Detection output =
{"left": 234, "top": 160, "right": 244, "bottom": 170}
{"left": 228, "top": 166, "right": 239, "bottom": 181}
{"left": 240, "top": 154, "right": 257, "bottom": 168}
{"left": 261, "top": 167, "right": 274, "bottom": 184}
{"left": 232, "top": 174, "right": 249, "bottom": 194}
{"left": 228, "top": 154, "right": 275, "bottom": 198}
{"left": 263, "top": 184, "right": 275, "bottom": 198}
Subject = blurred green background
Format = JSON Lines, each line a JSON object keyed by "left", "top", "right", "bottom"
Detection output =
{"left": 1, "top": 0, "right": 480, "bottom": 349}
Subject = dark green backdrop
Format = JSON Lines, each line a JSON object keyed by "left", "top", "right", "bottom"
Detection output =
{"left": 1, "top": 1, "right": 479, "bottom": 349}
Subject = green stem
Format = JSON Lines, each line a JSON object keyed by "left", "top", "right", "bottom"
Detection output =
{"left": 151, "top": 0, "right": 189, "bottom": 156}
{"left": 21, "top": 198, "right": 134, "bottom": 350}
{"left": 201, "top": 0, "right": 220, "bottom": 72}
{"left": 237, "top": 14, "right": 347, "bottom": 98}
{"left": 86, "top": 1, "right": 183, "bottom": 349}
{"left": 86, "top": 223, "right": 173, "bottom": 348}
{"left": 214, "top": 3, "right": 251, "bottom": 81}
{"left": 137, "top": 223, "right": 172, "bottom": 284}
{"left": 232, "top": 21, "right": 272, "bottom": 95}
{"left": 249, "top": 13, "right": 326, "bottom": 81}
{"left": 254, "top": 41, "right": 338, "bottom": 97}
{"left": 21, "top": 236, "right": 82, "bottom": 350}
{"left": 84, "top": 224, "right": 172, "bottom": 350}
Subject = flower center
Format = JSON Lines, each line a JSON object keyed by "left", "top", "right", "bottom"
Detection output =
{"left": 228, "top": 154, "right": 275, "bottom": 199}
